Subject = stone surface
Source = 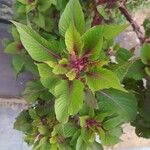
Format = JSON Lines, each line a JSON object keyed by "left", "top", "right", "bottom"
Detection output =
{"left": 0, "top": 0, "right": 13, "bottom": 20}
{"left": 0, "top": 99, "right": 31, "bottom": 150}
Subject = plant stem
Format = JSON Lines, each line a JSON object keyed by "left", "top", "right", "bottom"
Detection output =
{"left": 92, "top": 0, "right": 104, "bottom": 26}
{"left": 92, "top": 0, "right": 147, "bottom": 45}
{"left": 118, "top": 3, "right": 145, "bottom": 44}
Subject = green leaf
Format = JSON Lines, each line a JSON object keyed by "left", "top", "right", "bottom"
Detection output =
{"left": 97, "top": 89, "right": 137, "bottom": 122}
{"left": 97, "top": 5, "right": 109, "bottom": 20}
{"left": 59, "top": 0, "right": 85, "bottom": 36}
{"left": 87, "top": 142, "right": 103, "bottom": 150}
{"left": 79, "top": 116, "right": 89, "bottom": 128}
{"left": 114, "top": 61, "right": 134, "bottom": 82}
{"left": 81, "top": 128, "right": 95, "bottom": 144}
{"left": 29, "top": 108, "right": 37, "bottom": 119}
{"left": 12, "top": 55, "right": 24, "bottom": 75}
{"left": 17, "top": 0, "right": 28, "bottom": 4}
{"left": 55, "top": 80, "right": 84, "bottom": 123}
{"left": 14, "top": 110, "right": 32, "bottom": 132}
{"left": 23, "top": 56, "right": 39, "bottom": 75}
{"left": 5, "top": 42, "right": 19, "bottom": 54}
{"left": 62, "top": 123, "right": 77, "bottom": 138}
{"left": 140, "top": 87, "right": 150, "bottom": 122}
{"left": 36, "top": 63, "right": 59, "bottom": 94}
{"left": 34, "top": 137, "right": 49, "bottom": 150}
{"left": 95, "top": 112, "right": 112, "bottom": 122}
{"left": 99, "top": 127, "right": 122, "bottom": 146}
{"left": 52, "top": 0, "right": 69, "bottom": 11}
{"left": 103, "top": 116, "right": 123, "bottom": 130}
{"left": 126, "top": 60, "right": 146, "bottom": 80}
{"left": 38, "top": 0, "right": 52, "bottom": 12}
{"left": 23, "top": 80, "right": 51, "bottom": 102}
{"left": 66, "top": 69, "right": 76, "bottom": 81}
{"left": 86, "top": 68, "right": 125, "bottom": 92}
{"left": 12, "top": 21, "right": 58, "bottom": 62}
{"left": 85, "top": 89, "right": 98, "bottom": 109}
{"left": 103, "top": 24, "right": 128, "bottom": 40}
{"left": 70, "top": 130, "right": 80, "bottom": 146}
{"left": 145, "top": 67, "right": 150, "bottom": 76}
{"left": 33, "top": 13, "right": 45, "bottom": 29}
{"left": 81, "top": 26, "right": 104, "bottom": 59}
{"left": 141, "top": 43, "right": 150, "bottom": 65}
{"left": 52, "top": 64, "right": 68, "bottom": 75}
{"left": 143, "top": 17, "right": 150, "bottom": 38}
{"left": 76, "top": 136, "right": 87, "bottom": 150}
{"left": 116, "top": 48, "right": 133, "bottom": 63}
{"left": 38, "top": 126, "right": 49, "bottom": 135}
{"left": 11, "top": 26, "right": 20, "bottom": 40}
{"left": 131, "top": 115, "right": 150, "bottom": 139}
{"left": 65, "top": 23, "right": 83, "bottom": 55}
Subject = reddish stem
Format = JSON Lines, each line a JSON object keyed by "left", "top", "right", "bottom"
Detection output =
{"left": 92, "top": 0, "right": 104, "bottom": 26}
{"left": 118, "top": 4, "right": 145, "bottom": 44}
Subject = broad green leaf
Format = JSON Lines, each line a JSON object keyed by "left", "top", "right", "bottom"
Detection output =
{"left": 100, "top": 127, "right": 122, "bottom": 146}
{"left": 65, "top": 23, "right": 83, "bottom": 55}
{"left": 79, "top": 116, "right": 89, "bottom": 128}
{"left": 126, "top": 60, "right": 146, "bottom": 80}
{"left": 85, "top": 89, "right": 98, "bottom": 109}
{"left": 76, "top": 136, "right": 87, "bottom": 150}
{"left": 12, "top": 55, "right": 24, "bottom": 74}
{"left": 139, "top": 87, "right": 150, "bottom": 122}
{"left": 86, "top": 68, "right": 125, "bottom": 92}
{"left": 38, "top": 0, "right": 52, "bottom": 12}
{"left": 103, "top": 24, "right": 128, "bottom": 40}
{"left": 52, "top": 0, "right": 69, "bottom": 11}
{"left": 14, "top": 110, "right": 32, "bottom": 132}
{"left": 143, "top": 17, "right": 150, "bottom": 38}
{"left": 23, "top": 56, "right": 39, "bottom": 75}
{"left": 33, "top": 13, "right": 45, "bottom": 29}
{"left": 12, "top": 26, "right": 20, "bottom": 40}
{"left": 17, "top": 0, "right": 28, "bottom": 4}
{"left": 34, "top": 137, "right": 49, "bottom": 150}
{"left": 28, "top": 108, "right": 37, "bottom": 119}
{"left": 70, "top": 130, "right": 80, "bottom": 146}
{"left": 52, "top": 64, "right": 68, "bottom": 75}
{"left": 103, "top": 116, "right": 123, "bottom": 130}
{"left": 26, "top": 4, "right": 35, "bottom": 13}
{"left": 131, "top": 115, "right": 150, "bottom": 139}
{"left": 16, "top": 4, "right": 26, "bottom": 14}
{"left": 12, "top": 21, "right": 59, "bottom": 62}
{"left": 116, "top": 48, "right": 133, "bottom": 63}
{"left": 87, "top": 142, "right": 103, "bottom": 150}
{"left": 55, "top": 80, "right": 84, "bottom": 123}
{"left": 141, "top": 43, "right": 150, "bottom": 65}
{"left": 38, "top": 126, "right": 49, "bottom": 135}
{"left": 97, "top": 89, "right": 137, "bottom": 122}
{"left": 114, "top": 61, "right": 134, "bottom": 82}
{"left": 5, "top": 42, "right": 20, "bottom": 54}
{"left": 81, "top": 128, "right": 95, "bottom": 143}
{"left": 81, "top": 26, "right": 104, "bottom": 59}
{"left": 61, "top": 123, "right": 77, "bottom": 138}
{"left": 97, "top": 5, "right": 109, "bottom": 20}
{"left": 23, "top": 81, "right": 51, "bottom": 102}
{"left": 59, "top": 0, "right": 85, "bottom": 36}
{"left": 145, "top": 67, "right": 150, "bottom": 76}
{"left": 36, "top": 63, "right": 59, "bottom": 94}
{"left": 95, "top": 112, "right": 112, "bottom": 122}
{"left": 66, "top": 69, "right": 76, "bottom": 81}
